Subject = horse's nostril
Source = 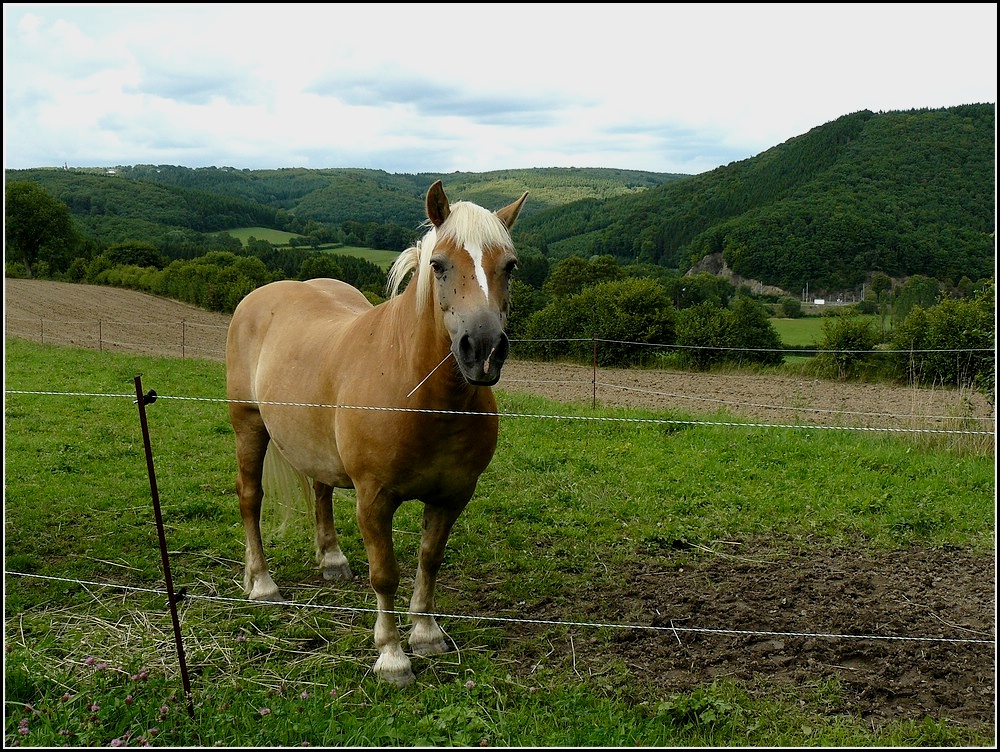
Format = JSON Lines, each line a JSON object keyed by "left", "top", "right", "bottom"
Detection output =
{"left": 458, "top": 333, "right": 474, "bottom": 359}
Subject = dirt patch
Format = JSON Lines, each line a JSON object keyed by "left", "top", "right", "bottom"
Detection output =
{"left": 4, "top": 278, "right": 996, "bottom": 733}
{"left": 477, "top": 539, "right": 995, "bottom": 732}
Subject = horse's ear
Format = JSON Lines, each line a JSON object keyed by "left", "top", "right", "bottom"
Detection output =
{"left": 426, "top": 180, "right": 450, "bottom": 227}
{"left": 496, "top": 191, "right": 528, "bottom": 230}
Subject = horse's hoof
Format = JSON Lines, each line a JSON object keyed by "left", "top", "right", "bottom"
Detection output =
{"left": 249, "top": 592, "right": 285, "bottom": 603}
{"left": 380, "top": 668, "right": 416, "bottom": 688}
{"left": 248, "top": 585, "right": 284, "bottom": 602}
{"left": 374, "top": 654, "right": 415, "bottom": 688}
{"left": 409, "top": 620, "right": 452, "bottom": 656}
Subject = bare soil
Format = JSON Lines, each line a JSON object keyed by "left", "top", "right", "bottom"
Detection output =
{"left": 4, "top": 278, "right": 996, "bottom": 734}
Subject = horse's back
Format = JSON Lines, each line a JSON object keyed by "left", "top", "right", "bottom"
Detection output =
{"left": 226, "top": 278, "right": 373, "bottom": 400}
{"left": 235, "top": 278, "right": 371, "bottom": 321}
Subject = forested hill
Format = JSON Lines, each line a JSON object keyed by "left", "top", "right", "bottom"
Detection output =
{"left": 516, "top": 104, "right": 995, "bottom": 293}
{"left": 4, "top": 164, "right": 681, "bottom": 246}
{"left": 5, "top": 104, "right": 995, "bottom": 294}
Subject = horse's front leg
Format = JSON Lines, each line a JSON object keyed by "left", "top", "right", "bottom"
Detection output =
{"left": 313, "top": 481, "right": 352, "bottom": 580}
{"left": 408, "top": 501, "right": 466, "bottom": 656}
{"left": 356, "top": 485, "right": 413, "bottom": 687}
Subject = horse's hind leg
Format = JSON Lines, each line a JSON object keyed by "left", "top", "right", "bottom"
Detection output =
{"left": 232, "top": 407, "right": 282, "bottom": 601}
{"left": 313, "top": 481, "right": 352, "bottom": 580}
{"left": 408, "top": 502, "right": 465, "bottom": 657}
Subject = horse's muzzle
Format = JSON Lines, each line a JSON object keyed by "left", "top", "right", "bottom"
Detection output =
{"left": 454, "top": 329, "right": 510, "bottom": 386}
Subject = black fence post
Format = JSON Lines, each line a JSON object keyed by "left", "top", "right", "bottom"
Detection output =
{"left": 133, "top": 375, "right": 195, "bottom": 718}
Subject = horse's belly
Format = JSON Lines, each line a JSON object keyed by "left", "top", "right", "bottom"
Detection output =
{"left": 261, "top": 408, "right": 353, "bottom": 488}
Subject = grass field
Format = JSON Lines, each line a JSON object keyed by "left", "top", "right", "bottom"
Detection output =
{"left": 3, "top": 338, "right": 994, "bottom": 746}
{"left": 225, "top": 227, "right": 401, "bottom": 269}
{"left": 769, "top": 314, "right": 888, "bottom": 347}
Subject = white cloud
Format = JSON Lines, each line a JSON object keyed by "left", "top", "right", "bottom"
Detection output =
{"left": 3, "top": 3, "right": 996, "bottom": 174}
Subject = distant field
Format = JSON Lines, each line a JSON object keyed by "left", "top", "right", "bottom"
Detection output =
{"left": 770, "top": 313, "right": 887, "bottom": 347}
{"left": 226, "top": 227, "right": 401, "bottom": 269}
{"left": 226, "top": 226, "right": 300, "bottom": 245}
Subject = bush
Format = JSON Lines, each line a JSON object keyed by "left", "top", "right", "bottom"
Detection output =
{"left": 507, "top": 278, "right": 546, "bottom": 340}
{"left": 814, "top": 314, "right": 880, "bottom": 380}
{"left": 779, "top": 296, "right": 803, "bottom": 318}
{"left": 889, "top": 283, "right": 995, "bottom": 392}
{"left": 520, "top": 278, "right": 674, "bottom": 367}
{"left": 727, "top": 297, "right": 785, "bottom": 367}
{"left": 675, "top": 302, "right": 729, "bottom": 371}
{"left": 5, "top": 261, "right": 30, "bottom": 279}
{"left": 675, "top": 297, "right": 784, "bottom": 371}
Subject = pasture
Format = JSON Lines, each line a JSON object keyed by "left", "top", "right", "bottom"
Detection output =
{"left": 225, "top": 227, "right": 401, "bottom": 269}
{"left": 769, "top": 313, "right": 885, "bottom": 348}
{"left": 3, "top": 337, "right": 995, "bottom": 746}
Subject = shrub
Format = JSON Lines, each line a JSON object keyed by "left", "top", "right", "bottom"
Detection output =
{"left": 779, "top": 296, "right": 803, "bottom": 318}
{"left": 675, "top": 302, "right": 729, "bottom": 371}
{"left": 814, "top": 314, "right": 880, "bottom": 380}
{"left": 675, "top": 297, "right": 784, "bottom": 370}
{"left": 727, "top": 297, "right": 785, "bottom": 367}
{"left": 889, "top": 283, "right": 995, "bottom": 392}
{"left": 520, "top": 277, "right": 674, "bottom": 367}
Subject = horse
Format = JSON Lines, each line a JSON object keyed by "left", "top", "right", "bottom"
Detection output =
{"left": 225, "top": 180, "right": 527, "bottom": 687}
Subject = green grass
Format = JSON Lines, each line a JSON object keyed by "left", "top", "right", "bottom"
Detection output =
{"left": 225, "top": 227, "right": 401, "bottom": 269}
{"left": 326, "top": 245, "right": 402, "bottom": 270}
{"left": 4, "top": 337, "right": 994, "bottom": 746}
{"left": 770, "top": 314, "right": 888, "bottom": 347}
{"left": 225, "top": 226, "right": 303, "bottom": 245}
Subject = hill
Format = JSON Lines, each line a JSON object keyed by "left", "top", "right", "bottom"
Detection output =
{"left": 4, "top": 165, "right": 681, "bottom": 246}
{"left": 5, "top": 104, "right": 995, "bottom": 296}
{"left": 516, "top": 104, "right": 995, "bottom": 295}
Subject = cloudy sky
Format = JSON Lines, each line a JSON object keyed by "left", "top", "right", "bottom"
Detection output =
{"left": 3, "top": 3, "right": 996, "bottom": 176}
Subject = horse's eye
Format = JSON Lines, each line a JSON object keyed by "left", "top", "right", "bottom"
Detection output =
{"left": 503, "top": 259, "right": 517, "bottom": 276}
{"left": 429, "top": 258, "right": 445, "bottom": 275}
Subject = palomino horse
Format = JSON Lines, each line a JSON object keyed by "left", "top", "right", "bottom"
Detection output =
{"left": 226, "top": 180, "right": 527, "bottom": 686}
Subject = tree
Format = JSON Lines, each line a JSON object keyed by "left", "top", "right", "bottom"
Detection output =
{"left": 665, "top": 272, "right": 735, "bottom": 309}
{"left": 522, "top": 277, "right": 674, "bottom": 367}
{"left": 869, "top": 271, "right": 893, "bottom": 336}
{"left": 890, "top": 281, "right": 994, "bottom": 391}
{"left": 892, "top": 274, "right": 940, "bottom": 326}
{"left": 675, "top": 302, "right": 729, "bottom": 370}
{"left": 727, "top": 296, "right": 784, "bottom": 366}
{"left": 815, "top": 314, "right": 880, "bottom": 380}
{"left": 675, "top": 297, "right": 784, "bottom": 370}
{"left": 779, "top": 296, "right": 803, "bottom": 318}
{"left": 5, "top": 181, "right": 78, "bottom": 277}
{"left": 298, "top": 254, "right": 345, "bottom": 281}
{"left": 106, "top": 241, "right": 164, "bottom": 269}
{"left": 542, "top": 254, "right": 622, "bottom": 298}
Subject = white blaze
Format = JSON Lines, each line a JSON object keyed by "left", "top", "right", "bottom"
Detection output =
{"left": 465, "top": 242, "right": 489, "bottom": 298}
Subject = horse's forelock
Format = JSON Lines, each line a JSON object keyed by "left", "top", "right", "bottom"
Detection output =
{"left": 439, "top": 201, "right": 514, "bottom": 252}
{"left": 387, "top": 202, "right": 514, "bottom": 310}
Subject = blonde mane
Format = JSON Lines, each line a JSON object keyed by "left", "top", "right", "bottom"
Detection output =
{"left": 386, "top": 201, "right": 515, "bottom": 311}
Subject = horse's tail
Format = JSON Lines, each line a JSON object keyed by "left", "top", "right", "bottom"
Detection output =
{"left": 262, "top": 442, "right": 314, "bottom": 533}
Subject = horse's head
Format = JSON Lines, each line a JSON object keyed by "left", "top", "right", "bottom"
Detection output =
{"left": 392, "top": 181, "right": 527, "bottom": 386}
